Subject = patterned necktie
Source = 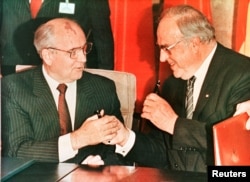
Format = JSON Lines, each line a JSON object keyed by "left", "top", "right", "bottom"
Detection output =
{"left": 30, "top": 0, "right": 42, "bottom": 19}
{"left": 185, "top": 76, "right": 196, "bottom": 119}
{"left": 57, "top": 84, "right": 72, "bottom": 135}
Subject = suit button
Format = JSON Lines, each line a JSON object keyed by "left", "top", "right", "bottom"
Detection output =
{"left": 174, "top": 163, "right": 178, "bottom": 168}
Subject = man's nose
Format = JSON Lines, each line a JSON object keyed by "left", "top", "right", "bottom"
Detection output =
{"left": 159, "top": 49, "right": 170, "bottom": 62}
{"left": 76, "top": 52, "right": 87, "bottom": 63}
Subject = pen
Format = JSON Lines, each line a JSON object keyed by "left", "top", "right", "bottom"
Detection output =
{"left": 95, "top": 110, "right": 102, "bottom": 118}
{"left": 95, "top": 110, "right": 110, "bottom": 143}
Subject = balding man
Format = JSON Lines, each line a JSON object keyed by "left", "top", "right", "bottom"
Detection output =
{"left": 2, "top": 18, "right": 126, "bottom": 165}
{"left": 110, "top": 5, "right": 250, "bottom": 172}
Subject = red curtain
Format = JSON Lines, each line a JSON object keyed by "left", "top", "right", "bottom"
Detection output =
{"left": 109, "top": 0, "right": 156, "bottom": 113}
{"left": 164, "top": 0, "right": 212, "bottom": 21}
{"left": 233, "top": 0, "right": 250, "bottom": 57}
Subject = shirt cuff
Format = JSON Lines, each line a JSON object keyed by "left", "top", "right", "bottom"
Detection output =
{"left": 58, "top": 133, "right": 78, "bottom": 162}
{"left": 115, "top": 129, "right": 135, "bottom": 156}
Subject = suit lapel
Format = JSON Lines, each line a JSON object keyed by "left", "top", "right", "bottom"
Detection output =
{"left": 74, "top": 73, "right": 96, "bottom": 129}
{"left": 194, "top": 44, "right": 225, "bottom": 118}
{"left": 32, "top": 67, "right": 59, "bottom": 127}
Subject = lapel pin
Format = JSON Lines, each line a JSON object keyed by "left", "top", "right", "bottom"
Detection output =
{"left": 205, "top": 94, "right": 209, "bottom": 98}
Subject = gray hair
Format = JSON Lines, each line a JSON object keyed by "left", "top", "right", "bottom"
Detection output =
{"left": 159, "top": 5, "right": 215, "bottom": 42}
{"left": 33, "top": 22, "right": 55, "bottom": 53}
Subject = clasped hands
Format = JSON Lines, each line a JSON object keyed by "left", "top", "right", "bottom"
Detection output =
{"left": 79, "top": 98, "right": 250, "bottom": 166}
{"left": 70, "top": 109, "right": 128, "bottom": 166}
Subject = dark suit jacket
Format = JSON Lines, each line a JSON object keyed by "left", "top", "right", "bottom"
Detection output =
{"left": 125, "top": 43, "right": 250, "bottom": 172}
{"left": 1, "top": 66, "right": 126, "bottom": 165}
{"left": 1, "top": 0, "right": 114, "bottom": 75}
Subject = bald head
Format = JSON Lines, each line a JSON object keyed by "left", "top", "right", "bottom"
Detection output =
{"left": 34, "top": 18, "right": 86, "bottom": 53}
{"left": 33, "top": 18, "right": 88, "bottom": 83}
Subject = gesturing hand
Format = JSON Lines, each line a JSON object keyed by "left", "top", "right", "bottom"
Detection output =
{"left": 141, "top": 93, "right": 178, "bottom": 134}
{"left": 71, "top": 114, "right": 121, "bottom": 150}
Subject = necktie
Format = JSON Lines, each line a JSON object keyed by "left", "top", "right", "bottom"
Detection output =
{"left": 30, "top": 0, "right": 42, "bottom": 19}
{"left": 57, "top": 84, "right": 72, "bottom": 135}
{"left": 185, "top": 76, "right": 196, "bottom": 119}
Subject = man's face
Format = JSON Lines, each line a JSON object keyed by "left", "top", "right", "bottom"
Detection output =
{"left": 45, "top": 20, "right": 87, "bottom": 83}
{"left": 157, "top": 18, "right": 196, "bottom": 80}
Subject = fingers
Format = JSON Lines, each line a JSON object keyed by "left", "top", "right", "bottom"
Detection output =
{"left": 234, "top": 100, "right": 250, "bottom": 116}
{"left": 145, "top": 93, "right": 161, "bottom": 101}
{"left": 99, "top": 116, "right": 119, "bottom": 131}
{"left": 103, "top": 123, "right": 129, "bottom": 146}
{"left": 94, "top": 115, "right": 121, "bottom": 143}
{"left": 142, "top": 93, "right": 164, "bottom": 112}
{"left": 76, "top": 113, "right": 122, "bottom": 147}
{"left": 233, "top": 103, "right": 242, "bottom": 116}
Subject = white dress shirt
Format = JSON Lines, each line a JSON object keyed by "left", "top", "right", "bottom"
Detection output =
{"left": 42, "top": 66, "right": 78, "bottom": 162}
{"left": 193, "top": 44, "right": 217, "bottom": 109}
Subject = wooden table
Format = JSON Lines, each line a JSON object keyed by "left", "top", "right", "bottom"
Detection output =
{"left": 62, "top": 165, "right": 207, "bottom": 182}
{"left": 2, "top": 159, "right": 207, "bottom": 182}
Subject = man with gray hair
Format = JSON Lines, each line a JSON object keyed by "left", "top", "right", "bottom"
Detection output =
{"left": 2, "top": 18, "right": 127, "bottom": 165}
{"left": 110, "top": 5, "right": 250, "bottom": 172}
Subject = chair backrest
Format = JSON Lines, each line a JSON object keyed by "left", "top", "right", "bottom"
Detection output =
{"left": 213, "top": 112, "right": 250, "bottom": 165}
{"left": 85, "top": 69, "right": 136, "bottom": 129}
{"left": 15, "top": 66, "right": 136, "bottom": 129}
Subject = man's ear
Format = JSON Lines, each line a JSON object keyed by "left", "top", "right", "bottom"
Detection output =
{"left": 190, "top": 37, "right": 201, "bottom": 53}
{"left": 40, "top": 49, "right": 53, "bottom": 65}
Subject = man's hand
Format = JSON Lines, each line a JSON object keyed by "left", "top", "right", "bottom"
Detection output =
{"left": 234, "top": 100, "right": 250, "bottom": 130}
{"left": 70, "top": 114, "right": 120, "bottom": 150}
{"left": 141, "top": 93, "right": 178, "bottom": 134}
{"left": 103, "top": 121, "right": 130, "bottom": 146}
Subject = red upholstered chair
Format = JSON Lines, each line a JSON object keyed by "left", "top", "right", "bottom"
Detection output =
{"left": 213, "top": 112, "right": 250, "bottom": 165}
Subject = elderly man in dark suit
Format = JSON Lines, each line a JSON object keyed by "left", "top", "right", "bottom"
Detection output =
{"left": 1, "top": 0, "right": 114, "bottom": 76}
{"left": 109, "top": 5, "right": 250, "bottom": 172}
{"left": 1, "top": 18, "right": 126, "bottom": 165}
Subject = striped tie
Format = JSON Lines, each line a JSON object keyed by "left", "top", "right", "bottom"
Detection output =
{"left": 57, "top": 84, "right": 72, "bottom": 135}
{"left": 185, "top": 76, "right": 196, "bottom": 119}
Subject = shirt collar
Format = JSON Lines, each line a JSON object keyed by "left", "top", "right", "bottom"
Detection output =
{"left": 42, "top": 65, "right": 76, "bottom": 90}
{"left": 194, "top": 43, "right": 217, "bottom": 79}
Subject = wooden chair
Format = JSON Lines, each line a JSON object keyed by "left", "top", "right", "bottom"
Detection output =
{"left": 85, "top": 69, "right": 136, "bottom": 129}
{"left": 213, "top": 112, "right": 250, "bottom": 165}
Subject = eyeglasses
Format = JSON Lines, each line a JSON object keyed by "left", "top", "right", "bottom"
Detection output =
{"left": 47, "top": 42, "right": 93, "bottom": 59}
{"left": 158, "top": 39, "right": 184, "bottom": 53}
